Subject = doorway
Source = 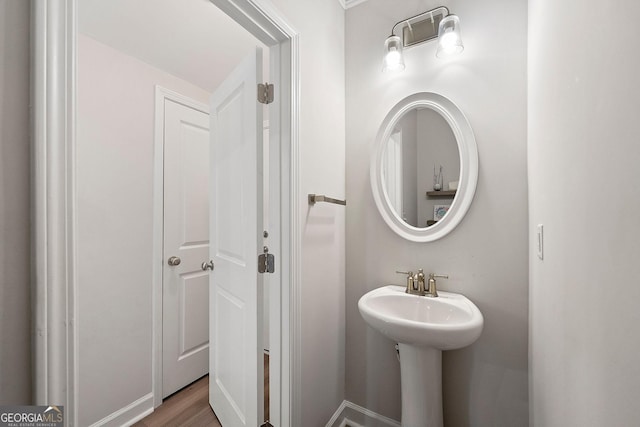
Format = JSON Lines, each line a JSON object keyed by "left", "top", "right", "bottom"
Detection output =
{"left": 155, "top": 53, "right": 273, "bottom": 423}
{"left": 33, "top": 0, "right": 299, "bottom": 426}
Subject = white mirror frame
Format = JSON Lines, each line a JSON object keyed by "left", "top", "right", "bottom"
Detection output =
{"left": 370, "top": 92, "right": 478, "bottom": 242}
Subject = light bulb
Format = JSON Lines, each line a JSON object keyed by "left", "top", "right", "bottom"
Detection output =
{"left": 439, "top": 31, "right": 463, "bottom": 55}
{"left": 436, "top": 15, "right": 464, "bottom": 58}
{"left": 384, "top": 49, "right": 403, "bottom": 71}
{"left": 383, "top": 35, "right": 405, "bottom": 72}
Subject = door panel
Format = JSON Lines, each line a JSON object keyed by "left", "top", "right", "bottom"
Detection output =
{"left": 180, "top": 273, "right": 209, "bottom": 355}
{"left": 163, "top": 99, "right": 210, "bottom": 398}
{"left": 209, "top": 48, "right": 264, "bottom": 427}
{"left": 216, "top": 90, "right": 247, "bottom": 264}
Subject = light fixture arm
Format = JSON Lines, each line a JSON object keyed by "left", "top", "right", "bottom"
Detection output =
{"left": 389, "top": 6, "right": 450, "bottom": 36}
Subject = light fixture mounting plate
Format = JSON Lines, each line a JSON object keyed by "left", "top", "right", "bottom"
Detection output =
{"left": 401, "top": 11, "right": 445, "bottom": 47}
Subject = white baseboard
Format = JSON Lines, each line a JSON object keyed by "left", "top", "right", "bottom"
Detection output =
{"left": 326, "top": 400, "right": 401, "bottom": 427}
{"left": 88, "top": 392, "right": 154, "bottom": 427}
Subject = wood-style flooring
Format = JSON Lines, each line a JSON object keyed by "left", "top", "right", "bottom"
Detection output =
{"left": 134, "top": 354, "right": 269, "bottom": 427}
{"left": 133, "top": 376, "right": 220, "bottom": 427}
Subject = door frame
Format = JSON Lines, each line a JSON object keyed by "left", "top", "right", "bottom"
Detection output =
{"left": 31, "top": 1, "right": 301, "bottom": 426}
{"left": 152, "top": 86, "right": 210, "bottom": 404}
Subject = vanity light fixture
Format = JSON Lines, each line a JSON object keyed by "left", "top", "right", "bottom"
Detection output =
{"left": 382, "top": 6, "right": 464, "bottom": 72}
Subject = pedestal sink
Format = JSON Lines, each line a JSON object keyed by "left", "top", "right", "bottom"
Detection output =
{"left": 358, "top": 285, "right": 483, "bottom": 427}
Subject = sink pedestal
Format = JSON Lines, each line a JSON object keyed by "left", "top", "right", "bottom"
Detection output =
{"left": 358, "top": 286, "right": 483, "bottom": 427}
{"left": 398, "top": 344, "right": 443, "bottom": 427}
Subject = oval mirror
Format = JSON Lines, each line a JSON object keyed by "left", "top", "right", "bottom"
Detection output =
{"left": 370, "top": 92, "right": 478, "bottom": 242}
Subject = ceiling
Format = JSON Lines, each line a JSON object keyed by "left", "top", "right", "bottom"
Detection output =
{"left": 79, "top": 0, "right": 265, "bottom": 92}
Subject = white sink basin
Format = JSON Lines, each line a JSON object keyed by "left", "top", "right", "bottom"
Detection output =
{"left": 358, "top": 285, "right": 483, "bottom": 350}
{"left": 358, "top": 285, "right": 483, "bottom": 426}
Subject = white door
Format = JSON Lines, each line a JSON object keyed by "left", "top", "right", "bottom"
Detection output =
{"left": 162, "top": 98, "right": 211, "bottom": 398}
{"left": 209, "top": 48, "right": 264, "bottom": 426}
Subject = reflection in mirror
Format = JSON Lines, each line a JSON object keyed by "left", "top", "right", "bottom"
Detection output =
{"left": 383, "top": 129, "right": 403, "bottom": 217}
{"left": 382, "top": 107, "right": 460, "bottom": 228}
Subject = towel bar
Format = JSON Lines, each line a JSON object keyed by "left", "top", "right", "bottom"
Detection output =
{"left": 308, "top": 194, "right": 347, "bottom": 206}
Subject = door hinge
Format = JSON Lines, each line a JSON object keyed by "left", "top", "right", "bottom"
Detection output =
{"left": 258, "top": 246, "right": 275, "bottom": 274}
{"left": 258, "top": 83, "right": 274, "bottom": 104}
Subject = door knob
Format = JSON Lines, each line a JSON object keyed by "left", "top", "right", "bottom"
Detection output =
{"left": 167, "top": 256, "right": 181, "bottom": 266}
{"left": 201, "top": 260, "right": 215, "bottom": 271}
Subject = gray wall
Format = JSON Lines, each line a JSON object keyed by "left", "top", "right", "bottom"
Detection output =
{"left": 0, "top": 0, "right": 31, "bottom": 405}
{"left": 345, "top": 0, "right": 529, "bottom": 425}
{"left": 267, "top": 0, "right": 347, "bottom": 423}
{"left": 528, "top": 0, "right": 640, "bottom": 425}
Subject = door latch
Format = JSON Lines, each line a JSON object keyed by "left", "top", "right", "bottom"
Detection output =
{"left": 201, "top": 260, "right": 214, "bottom": 271}
{"left": 258, "top": 246, "right": 275, "bottom": 274}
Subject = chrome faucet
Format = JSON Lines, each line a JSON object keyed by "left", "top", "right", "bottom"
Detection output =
{"left": 425, "top": 273, "right": 449, "bottom": 297}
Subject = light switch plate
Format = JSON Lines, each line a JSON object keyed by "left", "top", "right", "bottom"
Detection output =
{"left": 536, "top": 224, "right": 544, "bottom": 260}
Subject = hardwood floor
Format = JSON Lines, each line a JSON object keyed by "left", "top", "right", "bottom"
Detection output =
{"left": 135, "top": 354, "right": 269, "bottom": 426}
{"left": 133, "top": 376, "right": 220, "bottom": 427}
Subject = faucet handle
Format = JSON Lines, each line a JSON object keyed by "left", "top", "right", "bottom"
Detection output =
{"left": 426, "top": 274, "right": 448, "bottom": 297}
{"left": 396, "top": 271, "right": 417, "bottom": 294}
{"left": 396, "top": 270, "right": 414, "bottom": 277}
